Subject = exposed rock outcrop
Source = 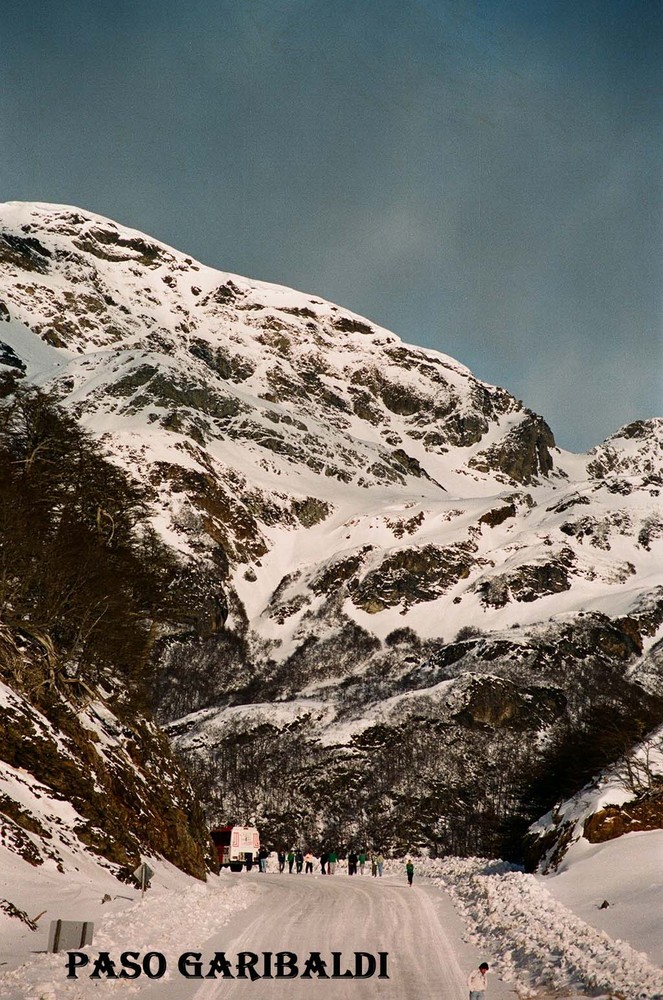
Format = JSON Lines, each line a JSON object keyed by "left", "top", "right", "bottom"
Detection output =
{"left": 1, "top": 202, "right": 661, "bottom": 860}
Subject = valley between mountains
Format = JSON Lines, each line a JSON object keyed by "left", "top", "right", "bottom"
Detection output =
{"left": 0, "top": 200, "right": 661, "bottom": 876}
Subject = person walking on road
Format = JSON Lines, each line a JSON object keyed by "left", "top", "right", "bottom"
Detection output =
{"left": 296, "top": 849, "right": 304, "bottom": 873}
{"left": 376, "top": 853, "right": 384, "bottom": 877}
{"left": 320, "top": 851, "right": 329, "bottom": 874}
{"left": 371, "top": 853, "right": 378, "bottom": 877}
{"left": 358, "top": 851, "right": 367, "bottom": 876}
{"left": 328, "top": 850, "right": 338, "bottom": 874}
{"left": 304, "top": 851, "right": 315, "bottom": 873}
{"left": 258, "top": 846, "right": 269, "bottom": 872}
{"left": 406, "top": 858, "right": 414, "bottom": 886}
{"left": 348, "top": 850, "right": 358, "bottom": 875}
{"left": 277, "top": 849, "right": 286, "bottom": 873}
{"left": 287, "top": 849, "right": 295, "bottom": 874}
{"left": 467, "top": 962, "right": 489, "bottom": 1000}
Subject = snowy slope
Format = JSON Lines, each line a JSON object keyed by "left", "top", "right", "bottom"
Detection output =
{"left": 529, "top": 720, "right": 663, "bottom": 863}
{"left": 1, "top": 203, "right": 660, "bottom": 662}
{"left": 0, "top": 852, "right": 255, "bottom": 998}
{"left": 1, "top": 200, "right": 662, "bottom": 860}
{"left": 0, "top": 669, "right": 208, "bottom": 874}
{"left": 541, "top": 831, "right": 663, "bottom": 967}
{"left": 416, "top": 854, "right": 663, "bottom": 998}
{"left": 519, "top": 722, "right": 663, "bottom": 983}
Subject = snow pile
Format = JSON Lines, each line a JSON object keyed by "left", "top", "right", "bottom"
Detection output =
{"left": 525, "top": 726, "right": 663, "bottom": 974}
{"left": 0, "top": 866, "right": 255, "bottom": 1000}
{"left": 413, "top": 856, "right": 663, "bottom": 1000}
{"left": 542, "top": 831, "right": 663, "bottom": 969}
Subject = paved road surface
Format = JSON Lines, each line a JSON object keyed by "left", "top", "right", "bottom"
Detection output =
{"left": 142, "top": 870, "right": 516, "bottom": 1000}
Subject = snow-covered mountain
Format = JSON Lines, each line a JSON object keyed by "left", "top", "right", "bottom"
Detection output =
{"left": 0, "top": 658, "right": 207, "bottom": 880}
{"left": 1, "top": 201, "right": 662, "bottom": 856}
{"left": 528, "top": 722, "right": 663, "bottom": 872}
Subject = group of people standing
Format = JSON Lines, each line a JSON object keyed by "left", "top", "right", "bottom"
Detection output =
{"left": 348, "top": 850, "right": 385, "bottom": 876}
{"left": 259, "top": 849, "right": 417, "bottom": 887}
{"left": 271, "top": 849, "right": 386, "bottom": 876}
{"left": 273, "top": 849, "right": 332, "bottom": 874}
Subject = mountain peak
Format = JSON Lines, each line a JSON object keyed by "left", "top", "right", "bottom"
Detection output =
{"left": 0, "top": 201, "right": 555, "bottom": 503}
{"left": 1, "top": 201, "right": 661, "bottom": 868}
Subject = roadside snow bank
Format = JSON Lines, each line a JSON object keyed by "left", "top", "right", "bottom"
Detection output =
{"left": 0, "top": 867, "right": 255, "bottom": 1000}
{"left": 415, "top": 856, "right": 663, "bottom": 1000}
{"left": 541, "top": 830, "right": 663, "bottom": 967}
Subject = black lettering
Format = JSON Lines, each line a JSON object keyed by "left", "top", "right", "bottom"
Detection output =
{"left": 378, "top": 952, "right": 390, "bottom": 979}
{"left": 237, "top": 952, "right": 260, "bottom": 981}
{"left": 354, "top": 952, "right": 376, "bottom": 978}
{"left": 178, "top": 952, "right": 203, "bottom": 978}
{"left": 205, "top": 953, "right": 235, "bottom": 979}
{"left": 143, "top": 952, "right": 167, "bottom": 979}
{"left": 118, "top": 952, "right": 142, "bottom": 980}
{"left": 275, "top": 952, "right": 298, "bottom": 978}
{"left": 90, "top": 953, "right": 118, "bottom": 980}
{"left": 301, "top": 952, "right": 330, "bottom": 979}
{"left": 261, "top": 952, "right": 273, "bottom": 978}
{"left": 331, "top": 952, "right": 354, "bottom": 978}
{"left": 65, "top": 953, "right": 89, "bottom": 980}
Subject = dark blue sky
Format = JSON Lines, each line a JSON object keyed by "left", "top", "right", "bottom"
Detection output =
{"left": 2, "top": 0, "right": 661, "bottom": 450}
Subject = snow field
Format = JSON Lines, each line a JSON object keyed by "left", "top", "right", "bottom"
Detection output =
{"left": 2, "top": 843, "right": 661, "bottom": 999}
{"left": 411, "top": 856, "right": 663, "bottom": 1000}
{"left": 541, "top": 832, "right": 663, "bottom": 968}
{"left": 0, "top": 870, "right": 255, "bottom": 1000}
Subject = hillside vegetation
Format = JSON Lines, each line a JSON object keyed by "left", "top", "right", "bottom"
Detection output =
{"left": 1, "top": 202, "right": 662, "bottom": 865}
{"left": 0, "top": 385, "right": 210, "bottom": 877}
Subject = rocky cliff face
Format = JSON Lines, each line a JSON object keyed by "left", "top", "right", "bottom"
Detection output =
{"left": 0, "top": 625, "right": 208, "bottom": 880}
{"left": 1, "top": 201, "right": 661, "bottom": 857}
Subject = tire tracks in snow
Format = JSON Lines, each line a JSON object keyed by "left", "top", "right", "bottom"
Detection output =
{"left": 143, "top": 872, "right": 473, "bottom": 999}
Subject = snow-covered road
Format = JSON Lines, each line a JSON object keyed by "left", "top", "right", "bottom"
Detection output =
{"left": 5, "top": 854, "right": 662, "bottom": 999}
{"left": 138, "top": 871, "right": 512, "bottom": 1000}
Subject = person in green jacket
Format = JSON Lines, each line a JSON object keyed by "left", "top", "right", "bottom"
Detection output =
{"left": 287, "top": 849, "right": 295, "bottom": 873}
{"left": 406, "top": 858, "right": 414, "bottom": 886}
{"left": 328, "top": 850, "right": 338, "bottom": 874}
{"left": 358, "top": 851, "right": 367, "bottom": 876}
